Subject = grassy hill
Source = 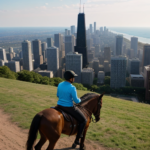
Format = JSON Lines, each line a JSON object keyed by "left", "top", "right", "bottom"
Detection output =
{"left": 0, "top": 77, "right": 150, "bottom": 150}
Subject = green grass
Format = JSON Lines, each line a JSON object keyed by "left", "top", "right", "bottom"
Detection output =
{"left": 0, "top": 78, "right": 150, "bottom": 150}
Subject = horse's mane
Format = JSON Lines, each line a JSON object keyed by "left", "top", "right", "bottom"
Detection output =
{"left": 79, "top": 93, "right": 99, "bottom": 105}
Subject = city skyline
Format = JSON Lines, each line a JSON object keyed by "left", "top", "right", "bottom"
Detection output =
{"left": 0, "top": 0, "right": 150, "bottom": 27}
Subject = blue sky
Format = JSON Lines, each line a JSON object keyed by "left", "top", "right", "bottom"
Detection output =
{"left": 0, "top": 0, "right": 150, "bottom": 27}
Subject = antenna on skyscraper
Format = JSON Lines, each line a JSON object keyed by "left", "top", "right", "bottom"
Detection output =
{"left": 80, "top": 0, "right": 81, "bottom": 13}
{"left": 83, "top": 4, "right": 84, "bottom": 13}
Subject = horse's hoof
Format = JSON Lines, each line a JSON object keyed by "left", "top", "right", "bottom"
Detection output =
{"left": 80, "top": 145, "right": 86, "bottom": 150}
{"left": 72, "top": 143, "right": 77, "bottom": 148}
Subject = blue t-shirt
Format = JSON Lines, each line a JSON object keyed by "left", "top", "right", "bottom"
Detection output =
{"left": 57, "top": 81, "right": 81, "bottom": 107}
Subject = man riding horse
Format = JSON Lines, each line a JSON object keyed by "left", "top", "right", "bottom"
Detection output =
{"left": 26, "top": 70, "right": 104, "bottom": 150}
{"left": 57, "top": 70, "right": 87, "bottom": 145}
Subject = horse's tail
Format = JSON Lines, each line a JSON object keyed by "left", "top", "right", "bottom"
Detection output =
{"left": 26, "top": 113, "right": 43, "bottom": 150}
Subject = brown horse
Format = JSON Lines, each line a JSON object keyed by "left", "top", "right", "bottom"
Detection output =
{"left": 26, "top": 93, "right": 104, "bottom": 150}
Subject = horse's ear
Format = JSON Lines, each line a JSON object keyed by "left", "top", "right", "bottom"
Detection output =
{"left": 99, "top": 92, "right": 105, "bottom": 99}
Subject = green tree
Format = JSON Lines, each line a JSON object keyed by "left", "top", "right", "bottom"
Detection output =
{"left": 41, "top": 76, "right": 50, "bottom": 85}
{"left": 17, "top": 70, "right": 34, "bottom": 82}
{"left": 91, "top": 85, "right": 99, "bottom": 92}
{"left": 53, "top": 77, "right": 64, "bottom": 86}
{"left": 93, "top": 78, "right": 98, "bottom": 85}
{"left": 72, "top": 83, "right": 87, "bottom": 91}
{"left": 0, "top": 66, "right": 17, "bottom": 79}
{"left": 104, "top": 76, "right": 111, "bottom": 85}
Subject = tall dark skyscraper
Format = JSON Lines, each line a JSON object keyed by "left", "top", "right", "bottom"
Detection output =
{"left": 116, "top": 35, "right": 123, "bottom": 56}
{"left": 75, "top": 13, "right": 88, "bottom": 68}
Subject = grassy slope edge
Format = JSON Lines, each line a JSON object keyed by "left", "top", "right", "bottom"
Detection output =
{"left": 0, "top": 78, "right": 150, "bottom": 150}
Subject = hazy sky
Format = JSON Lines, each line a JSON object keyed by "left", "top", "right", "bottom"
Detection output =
{"left": 0, "top": 0, "right": 150, "bottom": 27}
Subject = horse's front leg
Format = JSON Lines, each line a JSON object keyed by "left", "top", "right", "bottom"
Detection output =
{"left": 79, "top": 127, "right": 88, "bottom": 150}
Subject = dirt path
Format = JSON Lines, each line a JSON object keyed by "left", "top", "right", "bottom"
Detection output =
{"left": 0, "top": 109, "right": 113, "bottom": 150}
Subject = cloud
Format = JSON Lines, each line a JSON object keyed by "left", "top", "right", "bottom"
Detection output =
{"left": 41, "top": 6, "right": 47, "bottom": 10}
{"left": 45, "top": 3, "right": 48, "bottom": 5}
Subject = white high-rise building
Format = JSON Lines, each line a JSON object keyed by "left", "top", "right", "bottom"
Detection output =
{"left": 66, "top": 52, "right": 82, "bottom": 83}
{"left": 71, "top": 26, "right": 75, "bottom": 35}
{"left": 9, "top": 47, "right": 13, "bottom": 53}
{"left": 41, "top": 42, "right": 47, "bottom": 60}
{"left": 0, "top": 48, "right": 7, "bottom": 62}
{"left": 54, "top": 33, "right": 63, "bottom": 50}
{"left": 5, "top": 61, "right": 20, "bottom": 72}
{"left": 65, "top": 35, "right": 75, "bottom": 55}
{"left": 47, "top": 38, "right": 54, "bottom": 47}
{"left": 22, "top": 40, "right": 33, "bottom": 71}
{"left": 47, "top": 46, "right": 59, "bottom": 77}
{"left": 0, "top": 60, "right": 5, "bottom": 66}
{"left": 110, "top": 56, "right": 127, "bottom": 88}
{"left": 32, "top": 39, "right": 43, "bottom": 69}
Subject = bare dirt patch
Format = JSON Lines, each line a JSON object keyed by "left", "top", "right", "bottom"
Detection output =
{"left": 0, "top": 109, "right": 116, "bottom": 150}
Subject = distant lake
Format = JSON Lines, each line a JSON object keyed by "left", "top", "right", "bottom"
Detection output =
{"left": 108, "top": 27, "right": 150, "bottom": 44}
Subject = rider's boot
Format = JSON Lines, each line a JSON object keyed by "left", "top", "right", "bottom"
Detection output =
{"left": 75, "top": 121, "right": 86, "bottom": 145}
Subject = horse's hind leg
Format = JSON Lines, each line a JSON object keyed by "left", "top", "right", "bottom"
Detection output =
{"left": 35, "top": 132, "right": 47, "bottom": 150}
{"left": 46, "top": 136, "right": 60, "bottom": 150}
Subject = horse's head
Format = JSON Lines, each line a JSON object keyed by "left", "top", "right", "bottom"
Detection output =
{"left": 93, "top": 93, "right": 104, "bottom": 122}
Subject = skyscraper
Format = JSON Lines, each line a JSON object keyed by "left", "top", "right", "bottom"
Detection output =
{"left": 71, "top": 26, "right": 75, "bottom": 35}
{"left": 47, "top": 38, "right": 54, "bottom": 47}
{"left": 142, "top": 44, "right": 150, "bottom": 71}
{"left": 128, "top": 58, "right": 140, "bottom": 74}
{"left": 104, "top": 47, "right": 111, "bottom": 63}
{"left": 9, "top": 47, "right": 13, "bottom": 53}
{"left": 0, "top": 48, "right": 7, "bottom": 61}
{"left": 81, "top": 68, "right": 94, "bottom": 86}
{"left": 110, "top": 56, "right": 127, "bottom": 88}
{"left": 90, "top": 24, "right": 92, "bottom": 33}
{"left": 65, "top": 29, "right": 68, "bottom": 36}
{"left": 66, "top": 52, "right": 82, "bottom": 83}
{"left": 100, "top": 27, "right": 103, "bottom": 32}
{"left": 32, "top": 39, "right": 43, "bottom": 69}
{"left": 144, "top": 65, "right": 150, "bottom": 101}
{"left": 65, "top": 35, "right": 75, "bottom": 56}
{"left": 47, "top": 46, "right": 59, "bottom": 77}
{"left": 5, "top": 61, "right": 20, "bottom": 72}
{"left": 94, "top": 22, "right": 96, "bottom": 33}
{"left": 75, "top": 13, "right": 88, "bottom": 68}
{"left": 41, "top": 42, "right": 47, "bottom": 61}
{"left": 116, "top": 35, "right": 123, "bottom": 56}
{"left": 95, "top": 45, "right": 100, "bottom": 56}
{"left": 22, "top": 40, "right": 33, "bottom": 71}
{"left": 54, "top": 33, "right": 63, "bottom": 50}
{"left": 131, "top": 37, "right": 138, "bottom": 57}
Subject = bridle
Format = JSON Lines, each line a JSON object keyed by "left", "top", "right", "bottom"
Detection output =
{"left": 92, "top": 99, "right": 102, "bottom": 123}
{"left": 76, "top": 97, "right": 102, "bottom": 123}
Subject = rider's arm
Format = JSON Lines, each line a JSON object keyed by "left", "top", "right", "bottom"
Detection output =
{"left": 71, "top": 86, "right": 81, "bottom": 104}
{"left": 57, "top": 86, "right": 59, "bottom": 98}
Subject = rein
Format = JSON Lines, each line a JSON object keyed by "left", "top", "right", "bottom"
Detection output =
{"left": 75, "top": 99, "right": 101, "bottom": 123}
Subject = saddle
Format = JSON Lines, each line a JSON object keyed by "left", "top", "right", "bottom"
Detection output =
{"left": 51, "top": 106, "right": 79, "bottom": 136}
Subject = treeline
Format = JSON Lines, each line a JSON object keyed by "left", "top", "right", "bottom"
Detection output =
{"left": 0, "top": 66, "right": 147, "bottom": 103}
{"left": 84, "top": 77, "right": 146, "bottom": 103}
{"left": 0, "top": 66, "right": 87, "bottom": 91}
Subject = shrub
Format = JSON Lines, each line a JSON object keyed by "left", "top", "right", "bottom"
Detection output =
{"left": 17, "top": 70, "right": 34, "bottom": 82}
{"left": 72, "top": 83, "right": 87, "bottom": 91}
{"left": 0, "top": 66, "right": 17, "bottom": 79}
